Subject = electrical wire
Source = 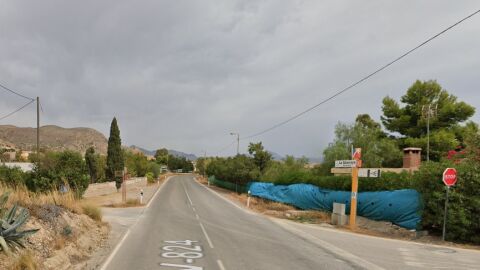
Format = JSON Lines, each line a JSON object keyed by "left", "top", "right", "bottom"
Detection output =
{"left": 0, "top": 100, "right": 35, "bottom": 121}
{"left": 211, "top": 141, "right": 236, "bottom": 156}
{"left": 241, "top": 9, "right": 480, "bottom": 140}
{"left": 0, "top": 82, "right": 35, "bottom": 101}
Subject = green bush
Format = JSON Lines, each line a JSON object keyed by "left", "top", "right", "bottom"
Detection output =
{"left": 26, "top": 151, "right": 89, "bottom": 197}
{"left": 206, "top": 155, "right": 259, "bottom": 186}
{"left": 413, "top": 160, "right": 480, "bottom": 243}
{"left": 148, "top": 162, "right": 160, "bottom": 178}
{"left": 0, "top": 166, "right": 26, "bottom": 187}
{"left": 145, "top": 172, "right": 155, "bottom": 184}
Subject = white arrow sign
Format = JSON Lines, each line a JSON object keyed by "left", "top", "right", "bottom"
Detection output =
{"left": 358, "top": 169, "right": 381, "bottom": 178}
{"left": 335, "top": 160, "right": 357, "bottom": 168}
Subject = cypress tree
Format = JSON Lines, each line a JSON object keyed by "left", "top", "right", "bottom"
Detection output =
{"left": 85, "top": 146, "right": 97, "bottom": 183}
{"left": 106, "top": 117, "right": 124, "bottom": 190}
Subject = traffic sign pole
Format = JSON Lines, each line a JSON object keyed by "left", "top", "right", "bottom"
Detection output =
{"left": 441, "top": 168, "right": 457, "bottom": 241}
{"left": 442, "top": 186, "right": 450, "bottom": 241}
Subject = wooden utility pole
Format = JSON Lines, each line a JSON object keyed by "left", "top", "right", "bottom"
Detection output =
{"left": 36, "top": 97, "right": 40, "bottom": 172}
{"left": 122, "top": 167, "right": 127, "bottom": 203}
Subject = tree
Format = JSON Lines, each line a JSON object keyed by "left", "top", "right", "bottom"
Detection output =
{"left": 85, "top": 147, "right": 97, "bottom": 183}
{"left": 26, "top": 151, "right": 89, "bottom": 197}
{"left": 248, "top": 142, "right": 272, "bottom": 172}
{"left": 321, "top": 115, "right": 403, "bottom": 174}
{"left": 124, "top": 150, "right": 149, "bottom": 177}
{"left": 155, "top": 148, "right": 169, "bottom": 164}
{"left": 381, "top": 80, "right": 475, "bottom": 160}
{"left": 106, "top": 117, "right": 124, "bottom": 190}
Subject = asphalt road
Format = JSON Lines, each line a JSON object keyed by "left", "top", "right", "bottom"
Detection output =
{"left": 102, "top": 175, "right": 480, "bottom": 270}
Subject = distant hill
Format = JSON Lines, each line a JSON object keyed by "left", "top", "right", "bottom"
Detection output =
{"left": 268, "top": 151, "right": 284, "bottom": 161}
{"left": 268, "top": 151, "right": 322, "bottom": 163}
{"left": 130, "top": 145, "right": 198, "bottom": 161}
{"left": 0, "top": 125, "right": 108, "bottom": 154}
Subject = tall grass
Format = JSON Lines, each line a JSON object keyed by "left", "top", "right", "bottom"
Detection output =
{"left": 0, "top": 183, "right": 96, "bottom": 218}
{"left": 0, "top": 183, "right": 81, "bottom": 213}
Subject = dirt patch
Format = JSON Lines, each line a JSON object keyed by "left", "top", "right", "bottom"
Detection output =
{"left": 198, "top": 178, "right": 480, "bottom": 250}
{"left": 83, "top": 174, "right": 171, "bottom": 208}
{"left": 0, "top": 206, "right": 109, "bottom": 270}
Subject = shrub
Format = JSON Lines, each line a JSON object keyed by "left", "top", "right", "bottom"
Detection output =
{"left": 206, "top": 155, "right": 259, "bottom": 185}
{"left": 81, "top": 203, "right": 102, "bottom": 222}
{"left": 146, "top": 172, "right": 155, "bottom": 184}
{"left": 26, "top": 151, "right": 89, "bottom": 197}
{"left": 0, "top": 166, "right": 26, "bottom": 187}
{"left": 413, "top": 160, "right": 480, "bottom": 243}
{"left": 148, "top": 162, "right": 160, "bottom": 178}
{"left": 10, "top": 251, "right": 38, "bottom": 270}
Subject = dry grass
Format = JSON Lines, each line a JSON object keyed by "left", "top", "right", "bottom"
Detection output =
{"left": 0, "top": 183, "right": 106, "bottom": 224}
{"left": 10, "top": 251, "right": 38, "bottom": 270}
{"left": 81, "top": 203, "right": 102, "bottom": 222}
{"left": 53, "top": 237, "right": 66, "bottom": 250}
{"left": 0, "top": 183, "right": 81, "bottom": 214}
{"left": 105, "top": 198, "right": 142, "bottom": 208}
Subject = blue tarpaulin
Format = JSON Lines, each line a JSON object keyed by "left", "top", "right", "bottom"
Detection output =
{"left": 248, "top": 182, "right": 422, "bottom": 230}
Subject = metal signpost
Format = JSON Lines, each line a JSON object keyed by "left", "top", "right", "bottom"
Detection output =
{"left": 442, "top": 168, "right": 457, "bottom": 241}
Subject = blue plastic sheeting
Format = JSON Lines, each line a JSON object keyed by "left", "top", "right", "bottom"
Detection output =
{"left": 249, "top": 182, "right": 422, "bottom": 230}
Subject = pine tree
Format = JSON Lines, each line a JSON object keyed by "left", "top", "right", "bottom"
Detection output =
{"left": 106, "top": 117, "right": 124, "bottom": 190}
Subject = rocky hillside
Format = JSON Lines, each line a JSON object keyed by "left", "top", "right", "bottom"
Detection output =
{"left": 0, "top": 125, "right": 108, "bottom": 155}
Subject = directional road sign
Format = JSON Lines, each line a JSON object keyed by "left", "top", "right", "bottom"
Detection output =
{"left": 335, "top": 160, "right": 357, "bottom": 168}
{"left": 358, "top": 169, "right": 381, "bottom": 178}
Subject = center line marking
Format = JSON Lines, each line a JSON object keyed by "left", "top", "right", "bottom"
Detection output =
{"left": 195, "top": 214, "right": 200, "bottom": 220}
{"left": 217, "top": 259, "right": 226, "bottom": 270}
{"left": 182, "top": 181, "right": 194, "bottom": 206}
{"left": 199, "top": 222, "right": 214, "bottom": 249}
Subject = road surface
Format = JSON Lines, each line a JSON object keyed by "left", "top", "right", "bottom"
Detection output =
{"left": 102, "top": 175, "right": 480, "bottom": 270}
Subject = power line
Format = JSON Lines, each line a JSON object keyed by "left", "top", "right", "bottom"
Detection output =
{"left": 211, "top": 141, "right": 236, "bottom": 156}
{"left": 0, "top": 82, "right": 35, "bottom": 101}
{"left": 0, "top": 100, "right": 35, "bottom": 121}
{"left": 242, "top": 9, "right": 480, "bottom": 140}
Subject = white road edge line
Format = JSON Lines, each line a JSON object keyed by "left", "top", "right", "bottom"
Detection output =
{"left": 100, "top": 176, "right": 173, "bottom": 270}
{"left": 147, "top": 176, "right": 173, "bottom": 208}
{"left": 194, "top": 179, "right": 255, "bottom": 216}
{"left": 271, "top": 218, "right": 385, "bottom": 270}
{"left": 199, "top": 222, "right": 214, "bottom": 249}
{"left": 217, "top": 259, "right": 226, "bottom": 270}
{"left": 99, "top": 229, "right": 131, "bottom": 270}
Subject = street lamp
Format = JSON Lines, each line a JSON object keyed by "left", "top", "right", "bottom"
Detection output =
{"left": 422, "top": 103, "right": 438, "bottom": 162}
{"left": 230, "top": 132, "right": 240, "bottom": 156}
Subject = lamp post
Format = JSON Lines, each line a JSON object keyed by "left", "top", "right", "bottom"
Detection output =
{"left": 422, "top": 103, "right": 437, "bottom": 162}
{"left": 230, "top": 132, "right": 240, "bottom": 156}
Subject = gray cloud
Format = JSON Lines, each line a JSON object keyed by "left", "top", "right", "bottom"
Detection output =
{"left": 1, "top": 0, "right": 479, "bottom": 157}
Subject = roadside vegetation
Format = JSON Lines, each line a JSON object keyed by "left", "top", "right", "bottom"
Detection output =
{"left": 203, "top": 80, "right": 480, "bottom": 245}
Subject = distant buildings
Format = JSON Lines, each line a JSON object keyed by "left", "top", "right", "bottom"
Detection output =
{"left": 1, "top": 162, "right": 35, "bottom": 172}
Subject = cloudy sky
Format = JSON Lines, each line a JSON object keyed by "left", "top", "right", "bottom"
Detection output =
{"left": 1, "top": 1, "right": 479, "bottom": 158}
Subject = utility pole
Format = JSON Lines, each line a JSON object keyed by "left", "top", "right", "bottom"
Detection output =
{"left": 36, "top": 97, "right": 40, "bottom": 159}
{"left": 422, "top": 103, "right": 437, "bottom": 162}
{"left": 202, "top": 150, "right": 207, "bottom": 178}
{"left": 230, "top": 132, "right": 240, "bottom": 155}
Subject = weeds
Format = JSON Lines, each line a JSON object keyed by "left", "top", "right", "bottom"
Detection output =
{"left": 81, "top": 203, "right": 102, "bottom": 222}
{"left": 10, "top": 251, "right": 38, "bottom": 270}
